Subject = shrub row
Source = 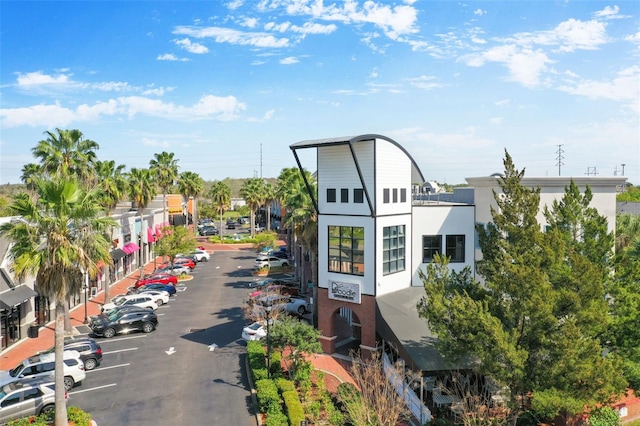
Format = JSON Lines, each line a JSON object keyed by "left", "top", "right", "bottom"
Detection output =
{"left": 256, "top": 379, "right": 281, "bottom": 414}
{"left": 282, "top": 390, "right": 305, "bottom": 426}
{"left": 7, "top": 406, "right": 92, "bottom": 426}
{"left": 247, "top": 340, "right": 268, "bottom": 381}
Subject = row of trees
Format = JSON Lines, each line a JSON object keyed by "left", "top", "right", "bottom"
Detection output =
{"left": 418, "top": 152, "right": 640, "bottom": 425}
{"left": 0, "top": 129, "right": 320, "bottom": 425}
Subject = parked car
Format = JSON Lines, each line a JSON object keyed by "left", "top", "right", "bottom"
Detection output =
{"left": 237, "top": 217, "right": 249, "bottom": 224}
{"left": 241, "top": 321, "right": 270, "bottom": 341}
{"left": 268, "top": 250, "right": 289, "bottom": 259}
{"left": 189, "top": 248, "right": 210, "bottom": 262}
{"left": 134, "top": 289, "right": 170, "bottom": 305}
{"left": 253, "top": 255, "right": 290, "bottom": 269}
{"left": 171, "top": 257, "right": 196, "bottom": 269}
{"left": 175, "top": 253, "right": 198, "bottom": 264}
{"left": 90, "top": 309, "right": 158, "bottom": 338}
{"left": 43, "top": 337, "right": 103, "bottom": 371}
{"left": 199, "top": 226, "right": 219, "bottom": 236}
{"left": 134, "top": 273, "right": 178, "bottom": 288}
{"left": 250, "top": 284, "right": 299, "bottom": 299}
{"left": 0, "top": 380, "right": 66, "bottom": 424}
{"left": 155, "top": 264, "right": 191, "bottom": 276}
{"left": 101, "top": 294, "right": 158, "bottom": 313}
{"left": 226, "top": 220, "right": 236, "bottom": 230}
{"left": 254, "top": 224, "right": 265, "bottom": 233}
{"left": 253, "top": 294, "right": 309, "bottom": 316}
{"left": 0, "top": 351, "right": 85, "bottom": 391}
{"left": 134, "top": 283, "right": 177, "bottom": 296}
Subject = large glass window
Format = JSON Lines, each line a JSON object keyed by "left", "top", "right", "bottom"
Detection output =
{"left": 446, "top": 235, "right": 465, "bottom": 262}
{"left": 328, "top": 226, "right": 365, "bottom": 276}
{"left": 383, "top": 225, "right": 405, "bottom": 275}
{"left": 423, "top": 235, "right": 442, "bottom": 263}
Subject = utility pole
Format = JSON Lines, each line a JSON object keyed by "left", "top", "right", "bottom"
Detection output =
{"left": 585, "top": 167, "right": 598, "bottom": 176}
{"left": 555, "top": 144, "right": 564, "bottom": 176}
{"left": 621, "top": 163, "right": 626, "bottom": 176}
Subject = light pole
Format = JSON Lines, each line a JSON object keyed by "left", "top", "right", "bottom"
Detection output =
{"left": 83, "top": 284, "right": 89, "bottom": 324}
{"left": 265, "top": 304, "right": 272, "bottom": 379}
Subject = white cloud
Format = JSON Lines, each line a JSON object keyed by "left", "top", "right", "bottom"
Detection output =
{"left": 241, "top": 17, "right": 259, "bottom": 28}
{"left": 406, "top": 75, "right": 443, "bottom": 90}
{"left": 92, "top": 82, "right": 134, "bottom": 92}
{"left": 16, "top": 71, "right": 70, "bottom": 86}
{"left": 173, "top": 26, "right": 290, "bottom": 48}
{"left": 0, "top": 94, "right": 247, "bottom": 128}
{"left": 142, "top": 86, "right": 174, "bottom": 96}
{"left": 141, "top": 137, "right": 170, "bottom": 147}
{"left": 490, "top": 117, "right": 503, "bottom": 125}
{"left": 175, "top": 38, "right": 209, "bottom": 54}
{"left": 157, "top": 53, "right": 190, "bottom": 61}
{"left": 280, "top": 56, "right": 299, "bottom": 64}
{"left": 263, "top": 109, "right": 275, "bottom": 120}
{"left": 593, "top": 5, "right": 628, "bottom": 20}
{"left": 556, "top": 65, "right": 640, "bottom": 112}
{"left": 474, "top": 9, "right": 486, "bottom": 16}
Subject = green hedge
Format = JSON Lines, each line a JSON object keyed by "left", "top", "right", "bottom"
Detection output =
{"left": 7, "top": 406, "right": 92, "bottom": 426}
{"left": 255, "top": 379, "right": 281, "bottom": 414}
{"left": 264, "top": 411, "right": 288, "bottom": 426}
{"left": 247, "top": 340, "right": 267, "bottom": 381}
{"left": 276, "top": 378, "right": 296, "bottom": 393}
{"left": 270, "top": 351, "right": 283, "bottom": 378}
{"left": 282, "top": 390, "right": 306, "bottom": 425}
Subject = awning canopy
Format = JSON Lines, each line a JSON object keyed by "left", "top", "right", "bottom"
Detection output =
{"left": 122, "top": 242, "right": 140, "bottom": 254}
{"left": 0, "top": 285, "right": 37, "bottom": 310}
{"left": 111, "top": 248, "right": 127, "bottom": 261}
{"left": 376, "top": 287, "right": 471, "bottom": 374}
{"left": 147, "top": 228, "right": 156, "bottom": 243}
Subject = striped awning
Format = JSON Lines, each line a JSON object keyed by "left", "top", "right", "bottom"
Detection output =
{"left": 122, "top": 242, "right": 140, "bottom": 254}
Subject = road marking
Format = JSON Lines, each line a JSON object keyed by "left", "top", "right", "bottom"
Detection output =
{"left": 165, "top": 347, "right": 176, "bottom": 355}
{"left": 98, "top": 335, "right": 147, "bottom": 343}
{"left": 87, "top": 363, "right": 130, "bottom": 372}
{"left": 102, "top": 347, "right": 138, "bottom": 355}
{"left": 70, "top": 383, "right": 117, "bottom": 394}
{"left": 208, "top": 343, "right": 218, "bottom": 352}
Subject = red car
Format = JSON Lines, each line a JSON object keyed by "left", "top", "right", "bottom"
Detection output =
{"left": 134, "top": 273, "right": 178, "bottom": 288}
{"left": 170, "top": 258, "right": 196, "bottom": 269}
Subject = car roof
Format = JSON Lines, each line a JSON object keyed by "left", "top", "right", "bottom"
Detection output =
{"left": 27, "top": 350, "right": 81, "bottom": 364}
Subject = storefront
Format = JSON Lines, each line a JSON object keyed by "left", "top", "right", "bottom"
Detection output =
{"left": 0, "top": 285, "right": 37, "bottom": 350}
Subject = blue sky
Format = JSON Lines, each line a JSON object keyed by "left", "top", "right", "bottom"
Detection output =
{"left": 1, "top": 1, "right": 638, "bottom": 185}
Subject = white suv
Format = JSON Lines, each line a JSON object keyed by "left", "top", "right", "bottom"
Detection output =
{"left": 102, "top": 294, "right": 158, "bottom": 313}
{"left": 0, "top": 351, "right": 86, "bottom": 391}
{"left": 253, "top": 255, "right": 289, "bottom": 269}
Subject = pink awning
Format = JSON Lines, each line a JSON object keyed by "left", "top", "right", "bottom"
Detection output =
{"left": 122, "top": 242, "right": 140, "bottom": 254}
{"left": 147, "top": 228, "right": 156, "bottom": 243}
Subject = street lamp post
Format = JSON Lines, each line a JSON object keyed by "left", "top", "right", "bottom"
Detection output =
{"left": 265, "top": 304, "right": 272, "bottom": 379}
{"left": 83, "top": 284, "right": 89, "bottom": 324}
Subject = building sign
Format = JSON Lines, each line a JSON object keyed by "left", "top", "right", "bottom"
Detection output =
{"left": 328, "top": 280, "right": 361, "bottom": 304}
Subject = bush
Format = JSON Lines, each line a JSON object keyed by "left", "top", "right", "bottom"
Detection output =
{"left": 264, "top": 411, "right": 288, "bottom": 426}
{"left": 276, "top": 378, "right": 296, "bottom": 393}
{"left": 282, "top": 390, "right": 306, "bottom": 426}
{"left": 247, "top": 340, "right": 267, "bottom": 380}
{"left": 255, "top": 379, "right": 281, "bottom": 414}
{"left": 7, "top": 406, "right": 92, "bottom": 426}
{"left": 589, "top": 406, "right": 620, "bottom": 426}
{"left": 270, "top": 351, "right": 284, "bottom": 378}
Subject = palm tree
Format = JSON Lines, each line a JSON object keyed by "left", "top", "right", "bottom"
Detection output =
{"left": 149, "top": 152, "right": 179, "bottom": 226}
{"left": 20, "top": 163, "right": 43, "bottom": 192}
{"left": 127, "top": 168, "right": 157, "bottom": 278}
{"left": 0, "top": 177, "right": 116, "bottom": 426}
{"left": 240, "top": 178, "right": 267, "bottom": 238}
{"left": 177, "top": 171, "right": 204, "bottom": 229}
{"left": 31, "top": 128, "right": 99, "bottom": 182}
{"left": 94, "top": 160, "right": 128, "bottom": 212}
{"left": 277, "top": 167, "right": 318, "bottom": 323}
{"left": 209, "top": 181, "right": 231, "bottom": 233}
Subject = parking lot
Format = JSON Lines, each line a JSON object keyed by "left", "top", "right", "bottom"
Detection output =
{"left": 66, "top": 250, "right": 259, "bottom": 426}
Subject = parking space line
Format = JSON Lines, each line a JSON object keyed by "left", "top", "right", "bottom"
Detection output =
{"left": 97, "top": 335, "right": 147, "bottom": 343}
{"left": 102, "top": 348, "right": 138, "bottom": 355}
{"left": 70, "top": 383, "right": 117, "bottom": 394}
{"left": 87, "top": 363, "right": 130, "bottom": 372}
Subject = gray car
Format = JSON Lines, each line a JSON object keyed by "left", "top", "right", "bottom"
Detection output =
{"left": 0, "top": 380, "right": 65, "bottom": 424}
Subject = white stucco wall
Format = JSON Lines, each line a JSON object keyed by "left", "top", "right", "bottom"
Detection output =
{"left": 411, "top": 204, "right": 476, "bottom": 286}
{"left": 375, "top": 140, "right": 413, "bottom": 216}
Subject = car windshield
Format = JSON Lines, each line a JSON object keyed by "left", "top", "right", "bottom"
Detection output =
{"left": 107, "top": 311, "right": 123, "bottom": 321}
{"left": 248, "top": 323, "right": 262, "bottom": 331}
{"left": 8, "top": 362, "right": 25, "bottom": 378}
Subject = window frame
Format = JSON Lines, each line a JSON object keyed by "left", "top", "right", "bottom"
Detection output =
{"left": 354, "top": 188, "right": 364, "bottom": 203}
{"left": 422, "top": 235, "right": 442, "bottom": 263}
{"left": 328, "top": 226, "right": 365, "bottom": 276}
{"left": 327, "top": 188, "right": 336, "bottom": 203}
{"left": 446, "top": 234, "right": 465, "bottom": 263}
{"left": 340, "top": 188, "right": 349, "bottom": 203}
{"left": 382, "top": 225, "right": 406, "bottom": 275}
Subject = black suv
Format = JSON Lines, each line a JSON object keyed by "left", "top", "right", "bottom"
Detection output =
{"left": 90, "top": 309, "right": 158, "bottom": 338}
{"left": 43, "top": 337, "right": 103, "bottom": 371}
{"left": 226, "top": 220, "right": 236, "bottom": 229}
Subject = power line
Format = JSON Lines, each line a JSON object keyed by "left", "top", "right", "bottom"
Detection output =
{"left": 585, "top": 167, "right": 598, "bottom": 176}
{"left": 555, "top": 144, "right": 564, "bottom": 176}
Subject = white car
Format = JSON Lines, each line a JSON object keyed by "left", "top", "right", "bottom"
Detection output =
{"left": 190, "top": 249, "right": 210, "bottom": 262}
{"left": 241, "top": 321, "right": 268, "bottom": 341}
{"left": 253, "top": 294, "right": 309, "bottom": 316}
{"left": 253, "top": 255, "right": 289, "bottom": 269}
{"left": 136, "top": 289, "right": 170, "bottom": 305}
{"left": 102, "top": 294, "right": 158, "bottom": 313}
{"left": 0, "top": 350, "right": 86, "bottom": 391}
{"left": 155, "top": 264, "right": 191, "bottom": 275}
